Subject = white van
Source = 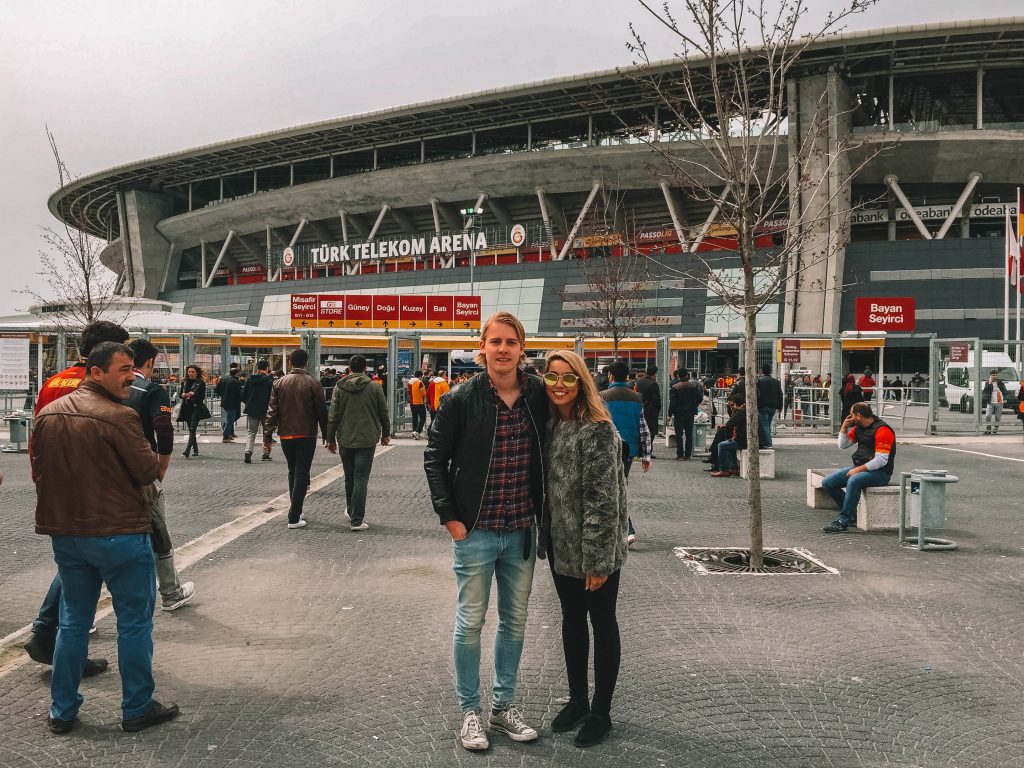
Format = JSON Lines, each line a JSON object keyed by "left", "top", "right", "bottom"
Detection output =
{"left": 943, "top": 351, "right": 1020, "bottom": 412}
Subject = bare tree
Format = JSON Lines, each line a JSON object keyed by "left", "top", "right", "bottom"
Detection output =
{"left": 625, "top": 0, "right": 886, "bottom": 567}
{"left": 22, "top": 127, "right": 120, "bottom": 333}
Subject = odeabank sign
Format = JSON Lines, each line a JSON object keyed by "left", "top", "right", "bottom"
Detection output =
{"left": 854, "top": 297, "right": 916, "bottom": 332}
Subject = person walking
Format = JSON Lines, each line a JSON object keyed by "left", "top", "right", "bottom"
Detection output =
{"left": 126, "top": 339, "right": 196, "bottom": 612}
{"left": 427, "top": 369, "right": 450, "bottom": 421}
{"left": 668, "top": 368, "right": 702, "bottom": 461}
{"left": 406, "top": 370, "right": 427, "bottom": 439}
{"left": 214, "top": 364, "right": 242, "bottom": 442}
{"left": 541, "top": 350, "right": 628, "bottom": 748}
{"left": 241, "top": 359, "right": 274, "bottom": 463}
{"left": 23, "top": 320, "right": 128, "bottom": 674}
{"left": 755, "top": 364, "right": 783, "bottom": 448}
{"left": 325, "top": 354, "right": 391, "bottom": 531}
{"left": 263, "top": 349, "right": 329, "bottom": 529}
{"left": 822, "top": 402, "right": 897, "bottom": 533}
{"left": 32, "top": 341, "right": 179, "bottom": 734}
{"left": 634, "top": 365, "right": 662, "bottom": 455}
{"left": 982, "top": 369, "right": 1009, "bottom": 434}
{"left": 178, "top": 365, "right": 209, "bottom": 458}
{"left": 423, "top": 311, "right": 547, "bottom": 751}
{"left": 600, "top": 361, "right": 651, "bottom": 546}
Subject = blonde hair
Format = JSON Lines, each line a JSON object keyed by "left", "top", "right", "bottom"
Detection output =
{"left": 544, "top": 349, "right": 612, "bottom": 425}
{"left": 475, "top": 311, "right": 528, "bottom": 367}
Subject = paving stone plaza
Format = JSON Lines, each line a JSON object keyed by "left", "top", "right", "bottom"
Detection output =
{"left": 1, "top": 434, "right": 1022, "bottom": 767}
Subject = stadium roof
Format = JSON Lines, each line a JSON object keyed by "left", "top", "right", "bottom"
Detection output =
{"left": 50, "top": 17, "right": 1024, "bottom": 239}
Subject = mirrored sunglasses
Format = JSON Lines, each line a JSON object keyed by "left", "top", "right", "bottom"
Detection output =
{"left": 543, "top": 372, "right": 579, "bottom": 387}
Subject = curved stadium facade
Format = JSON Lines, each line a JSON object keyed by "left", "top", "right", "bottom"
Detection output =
{"left": 50, "top": 18, "right": 1024, "bottom": 371}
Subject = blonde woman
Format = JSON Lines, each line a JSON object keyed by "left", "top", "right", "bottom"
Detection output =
{"left": 541, "top": 349, "right": 628, "bottom": 748}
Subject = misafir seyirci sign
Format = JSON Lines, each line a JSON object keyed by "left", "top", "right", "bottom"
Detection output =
{"left": 308, "top": 232, "right": 488, "bottom": 264}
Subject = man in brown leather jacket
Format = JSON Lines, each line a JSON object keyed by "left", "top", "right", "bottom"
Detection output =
{"left": 32, "top": 341, "right": 179, "bottom": 735}
{"left": 264, "top": 348, "right": 329, "bottom": 528}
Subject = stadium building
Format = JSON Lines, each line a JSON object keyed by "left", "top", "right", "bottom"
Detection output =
{"left": 48, "top": 18, "right": 1024, "bottom": 374}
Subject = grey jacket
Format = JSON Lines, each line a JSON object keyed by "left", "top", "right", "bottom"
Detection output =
{"left": 326, "top": 372, "right": 390, "bottom": 448}
{"left": 542, "top": 418, "right": 628, "bottom": 579}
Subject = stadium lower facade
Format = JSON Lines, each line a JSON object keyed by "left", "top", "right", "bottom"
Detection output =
{"left": 49, "top": 18, "right": 1024, "bottom": 373}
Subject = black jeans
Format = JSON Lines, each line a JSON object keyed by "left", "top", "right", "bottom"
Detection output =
{"left": 340, "top": 446, "right": 376, "bottom": 524}
{"left": 280, "top": 437, "right": 317, "bottom": 524}
{"left": 673, "top": 413, "right": 695, "bottom": 458}
{"left": 410, "top": 404, "right": 426, "bottom": 434}
{"left": 549, "top": 552, "right": 622, "bottom": 717}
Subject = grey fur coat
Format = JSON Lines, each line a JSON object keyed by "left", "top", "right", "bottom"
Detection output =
{"left": 541, "top": 418, "right": 629, "bottom": 579}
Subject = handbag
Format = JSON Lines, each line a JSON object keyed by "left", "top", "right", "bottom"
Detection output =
{"left": 197, "top": 402, "right": 212, "bottom": 421}
{"left": 172, "top": 401, "right": 182, "bottom": 421}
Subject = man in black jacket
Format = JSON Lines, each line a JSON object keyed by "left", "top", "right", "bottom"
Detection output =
{"left": 242, "top": 359, "right": 274, "bottom": 463}
{"left": 712, "top": 394, "right": 747, "bottom": 477}
{"left": 214, "top": 365, "right": 242, "bottom": 442}
{"left": 424, "top": 311, "right": 546, "bottom": 751}
{"left": 756, "top": 364, "right": 784, "bottom": 448}
{"left": 982, "top": 369, "right": 1009, "bottom": 434}
{"left": 668, "top": 368, "right": 702, "bottom": 460}
{"left": 634, "top": 366, "right": 662, "bottom": 450}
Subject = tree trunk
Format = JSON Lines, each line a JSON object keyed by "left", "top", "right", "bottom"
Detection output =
{"left": 741, "top": 234, "right": 764, "bottom": 569}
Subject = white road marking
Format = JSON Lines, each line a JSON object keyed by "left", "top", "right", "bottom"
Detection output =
{"left": 920, "top": 445, "right": 1024, "bottom": 463}
{"left": 0, "top": 445, "right": 393, "bottom": 677}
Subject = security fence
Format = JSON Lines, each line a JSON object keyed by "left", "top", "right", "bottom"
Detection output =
{"left": 926, "top": 338, "right": 1023, "bottom": 435}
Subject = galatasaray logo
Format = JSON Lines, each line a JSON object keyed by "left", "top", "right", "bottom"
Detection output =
{"left": 282, "top": 247, "right": 295, "bottom": 267}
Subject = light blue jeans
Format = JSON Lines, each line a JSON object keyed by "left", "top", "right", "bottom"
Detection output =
{"left": 451, "top": 527, "right": 536, "bottom": 712}
{"left": 50, "top": 534, "right": 156, "bottom": 722}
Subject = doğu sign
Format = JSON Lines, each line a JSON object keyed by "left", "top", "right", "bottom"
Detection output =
{"left": 854, "top": 297, "right": 916, "bottom": 332}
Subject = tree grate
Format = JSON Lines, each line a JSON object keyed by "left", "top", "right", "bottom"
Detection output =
{"left": 674, "top": 546, "right": 839, "bottom": 575}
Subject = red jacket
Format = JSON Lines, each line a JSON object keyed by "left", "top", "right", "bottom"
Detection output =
{"left": 30, "top": 363, "right": 86, "bottom": 480}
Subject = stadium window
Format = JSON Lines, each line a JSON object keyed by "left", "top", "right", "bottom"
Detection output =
{"left": 475, "top": 125, "right": 529, "bottom": 155}
{"left": 530, "top": 116, "right": 589, "bottom": 151}
{"left": 983, "top": 68, "right": 1024, "bottom": 129}
{"left": 424, "top": 134, "right": 473, "bottom": 162}
{"left": 190, "top": 178, "right": 220, "bottom": 208}
{"left": 376, "top": 142, "right": 421, "bottom": 170}
{"left": 256, "top": 164, "right": 291, "bottom": 192}
{"left": 891, "top": 71, "right": 977, "bottom": 131}
{"left": 333, "top": 150, "right": 375, "bottom": 177}
{"left": 222, "top": 171, "right": 255, "bottom": 199}
{"left": 293, "top": 157, "right": 331, "bottom": 184}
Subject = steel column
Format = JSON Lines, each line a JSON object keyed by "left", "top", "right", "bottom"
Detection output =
{"left": 936, "top": 173, "right": 982, "bottom": 240}
{"left": 976, "top": 69, "right": 984, "bottom": 129}
{"left": 367, "top": 205, "right": 389, "bottom": 241}
{"left": 339, "top": 210, "right": 350, "bottom": 244}
{"left": 203, "top": 230, "right": 236, "bottom": 288}
{"left": 660, "top": 181, "right": 689, "bottom": 250}
{"left": 536, "top": 187, "right": 558, "bottom": 259}
{"left": 885, "top": 176, "right": 932, "bottom": 240}
{"left": 429, "top": 198, "right": 442, "bottom": 235}
{"left": 690, "top": 184, "right": 732, "bottom": 253}
{"left": 557, "top": 181, "right": 601, "bottom": 260}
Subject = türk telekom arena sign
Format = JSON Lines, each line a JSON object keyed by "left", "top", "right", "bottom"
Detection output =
{"left": 855, "top": 297, "right": 916, "bottom": 332}
{"left": 308, "top": 232, "right": 489, "bottom": 264}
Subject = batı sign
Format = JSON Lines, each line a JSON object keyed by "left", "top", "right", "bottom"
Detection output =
{"left": 854, "top": 297, "right": 916, "bottom": 332}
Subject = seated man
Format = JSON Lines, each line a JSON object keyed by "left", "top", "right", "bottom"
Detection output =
{"left": 822, "top": 402, "right": 896, "bottom": 533}
{"left": 712, "top": 395, "right": 747, "bottom": 478}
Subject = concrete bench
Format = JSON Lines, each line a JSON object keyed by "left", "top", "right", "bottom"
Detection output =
{"left": 739, "top": 449, "right": 775, "bottom": 479}
{"left": 856, "top": 485, "right": 901, "bottom": 531}
{"left": 807, "top": 468, "right": 839, "bottom": 510}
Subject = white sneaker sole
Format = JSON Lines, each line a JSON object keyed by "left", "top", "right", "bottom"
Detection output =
{"left": 161, "top": 586, "right": 196, "bottom": 612}
{"left": 459, "top": 736, "right": 489, "bottom": 751}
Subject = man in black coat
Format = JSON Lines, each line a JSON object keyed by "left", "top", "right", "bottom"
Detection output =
{"left": 634, "top": 365, "right": 662, "bottom": 446}
{"left": 755, "top": 364, "right": 784, "bottom": 448}
{"left": 669, "top": 368, "right": 702, "bottom": 460}
{"left": 214, "top": 364, "right": 242, "bottom": 442}
{"left": 982, "top": 369, "right": 1009, "bottom": 434}
{"left": 241, "top": 359, "right": 274, "bottom": 463}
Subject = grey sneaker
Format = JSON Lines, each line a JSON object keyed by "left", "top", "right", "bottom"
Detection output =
{"left": 162, "top": 582, "right": 196, "bottom": 612}
{"left": 488, "top": 705, "right": 538, "bottom": 742}
{"left": 459, "top": 710, "right": 489, "bottom": 751}
{"left": 350, "top": 522, "right": 369, "bottom": 531}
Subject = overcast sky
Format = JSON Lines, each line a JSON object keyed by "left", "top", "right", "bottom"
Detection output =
{"left": 1, "top": 0, "right": 1019, "bottom": 315}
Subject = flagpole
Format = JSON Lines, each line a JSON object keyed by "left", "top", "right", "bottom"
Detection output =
{"left": 1018, "top": 188, "right": 1022, "bottom": 367}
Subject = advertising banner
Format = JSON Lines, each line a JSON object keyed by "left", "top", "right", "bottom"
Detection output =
{"left": 854, "top": 297, "right": 916, "bottom": 332}
{"left": 0, "top": 334, "right": 30, "bottom": 390}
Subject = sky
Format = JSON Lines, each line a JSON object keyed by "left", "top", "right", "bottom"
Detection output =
{"left": 1, "top": 0, "right": 1020, "bottom": 315}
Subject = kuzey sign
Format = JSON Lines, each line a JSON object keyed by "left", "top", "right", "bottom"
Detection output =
{"left": 854, "top": 297, "right": 916, "bottom": 332}
{"left": 291, "top": 294, "right": 481, "bottom": 330}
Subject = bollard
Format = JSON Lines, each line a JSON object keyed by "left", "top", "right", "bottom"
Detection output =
{"left": 898, "top": 469, "right": 959, "bottom": 551}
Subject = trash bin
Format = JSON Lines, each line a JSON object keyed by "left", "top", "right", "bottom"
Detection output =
{"left": 3, "top": 411, "right": 32, "bottom": 452}
{"left": 907, "top": 469, "right": 958, "bottom": 528}
{"left": 694, "top": 422, "right": 708, "bottom": 452}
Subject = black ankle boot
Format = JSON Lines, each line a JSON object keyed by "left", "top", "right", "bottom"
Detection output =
{"left": 574, "top": 712, "right": 612, "bottom": 748}
{"left": 551, "top": 700, "right": 589, "bottom": 732}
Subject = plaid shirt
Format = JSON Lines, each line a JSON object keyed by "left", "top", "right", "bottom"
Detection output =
{"left": 475, "top": 375, "right": 536, "bottom": 532}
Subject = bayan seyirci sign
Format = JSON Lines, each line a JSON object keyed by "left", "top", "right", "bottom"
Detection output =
{"left": 291, "top": 294, "right": 481, "bottom": 330}
{"left": 854, "top": 297, "right": 916, "bottom": 332}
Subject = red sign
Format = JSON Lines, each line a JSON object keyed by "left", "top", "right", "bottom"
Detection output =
{"left": 854, "top": 297, "right": 916, "bottom": 332}
{"left": 948, "top": 343, "right": 970, "bottom": 363}
{"left": 428, "top": 296, "right": 455, "bottom": 329}
{"left": 318, "top": 296, "right": 345, "bottom": 329}
{"left": 453, "top": 296, "right": 482, "bottom": 329}
{"left": 345, "top": 295, "right": 373, "bottom": 329}
{"left": 373, "top": 295, "right": 400, "bottom": 328}
{"left": 399, "top": 296, "right": 427, "bottom": 329}
{"left": 780, "top": 339, "right": 801, "bottom": 364}
{"left": 290, "top": 294, "right": 318, "bottom": 328}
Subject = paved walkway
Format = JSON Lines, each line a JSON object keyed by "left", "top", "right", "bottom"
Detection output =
{"left": 0, "top": 436, "right": 1022, "bottom": 767}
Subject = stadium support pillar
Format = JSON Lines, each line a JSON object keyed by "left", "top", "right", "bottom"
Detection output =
{"left": 429, "top": 199, "right": 442, "bottom": 235}
{"left": 885, "top": 176, "right": 932, "bottom": 240}
{"left": 367, "top": 205, "right": 389, "bottom": 241}
{"left": 660, "top": 181, "right": 689, "bottom": 250}
{"left": 784, "top": 70, "right": 852, "bottom": 339}
{"left": 689, "top": 184, "right": 731, "bottom": 253}
{"left": 557, "top": 181, "right": 601, "bottom": 260}
{"left": 118, "top": 189, "right": 175, "bottom": 299}
{"left": 338, "top": 210, "right": 350, "bottom": 244}
{"left": 536, "top": 187, "right": 559, "bottom": 259}
{"left": 936, "top": 173, "right": 982, "bottom": 240}
{"left": 204, "top": 231, "right": 236, "bottom": 288}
